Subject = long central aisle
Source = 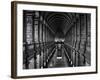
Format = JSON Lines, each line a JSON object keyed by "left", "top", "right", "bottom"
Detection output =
{"left": 48, "top": 43, "right": 70, "bottom": 68}
{"left": 54, "top": 56, "right": 69, "bottom": 68}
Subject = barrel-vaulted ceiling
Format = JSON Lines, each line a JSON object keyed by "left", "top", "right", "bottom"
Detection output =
{"left": 41, "top": 11, "right": 78, "bottom": 38}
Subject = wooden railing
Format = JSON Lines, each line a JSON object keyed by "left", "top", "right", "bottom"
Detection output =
{"left": 23, "top": 41, "right": 55, "bottom": 69}
{"left": 64, "top": 42, "right": 87, "bottom": 66}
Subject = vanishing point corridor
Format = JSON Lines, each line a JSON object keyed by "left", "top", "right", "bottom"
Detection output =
{"left": 23, "top": 10, "right": 91, "bottom": 69}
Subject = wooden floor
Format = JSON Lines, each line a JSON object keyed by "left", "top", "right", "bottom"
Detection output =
{"left": 48, "top": 49, "right": 70, "bottom": 68}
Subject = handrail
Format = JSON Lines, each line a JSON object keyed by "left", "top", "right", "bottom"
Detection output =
{"left": 64, "top": 42, "right": 88, "bottom": 66}
{"left": 23, "top": 41, "right": 55, "bottom": 50}
{"left": 23, "top": 41, "right": 55, "bottom": 64}
{"left": 64, "top": 42, "right": 81, "bottom": 55}
{"left": 63, "top": 46, "right": 71, "bottom": 62}
{"left": 46, "top": 47, "right": 56, "bottom": 64}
